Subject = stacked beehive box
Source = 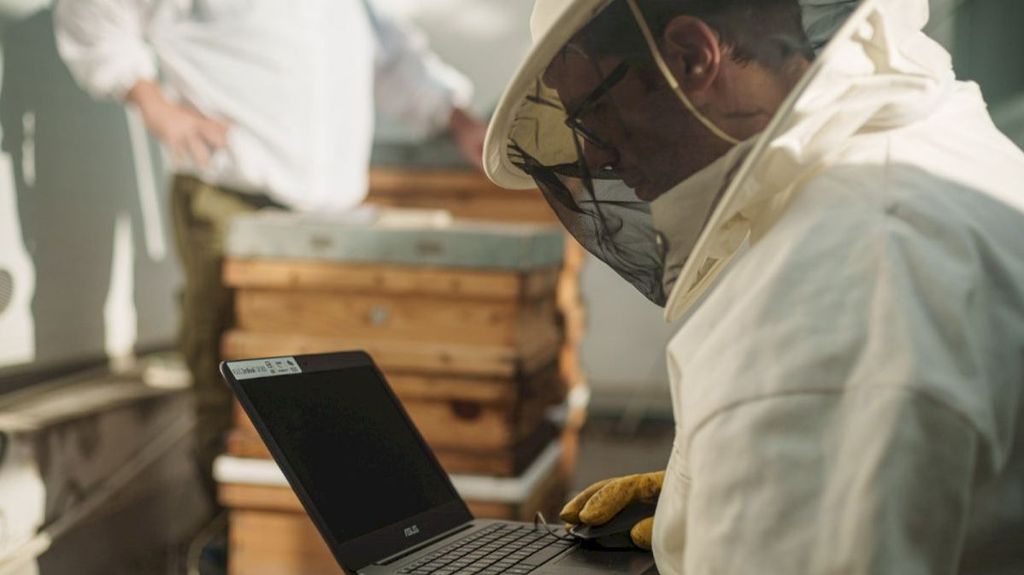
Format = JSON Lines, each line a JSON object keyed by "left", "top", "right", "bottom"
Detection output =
{"left": 214, "top": 183, "right": 587, "bottom": 573}
{"left": 367, "top": 169, "right": 590, "bottom": 476}
{"left": 368, "top": 168, "right": 592, "bottom": 490}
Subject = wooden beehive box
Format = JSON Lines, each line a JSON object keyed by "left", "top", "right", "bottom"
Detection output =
{"left": 221, "top": 258, "right": 563, "bottom": 378}
{"left": 215, "top": 172, "right": 591, "bottom": 575}
{"left": 369, "top": 169, "right": 589, "bottom": 391}
{"left": 221, "top": 212, "right": 570, "bottom": 475}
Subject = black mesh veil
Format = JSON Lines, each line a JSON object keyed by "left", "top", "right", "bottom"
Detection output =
{"left": 500, "top": 0, "right": 839, "bottom": 306}
{"left": 509, "top": 95, "right": 666, "bottom": 303}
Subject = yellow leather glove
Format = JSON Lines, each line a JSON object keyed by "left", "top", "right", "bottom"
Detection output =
{"left": 560, "top": 471, "right": 664, "bottom": 550}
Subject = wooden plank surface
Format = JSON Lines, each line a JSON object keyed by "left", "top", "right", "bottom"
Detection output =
{"left": 234, "top": 289, "right": 559, "bottom": 348}
{"left": 228, "top": 509, "right": 342, "bottom": 575}
{"left": 221, "top": 329, "right": 561, "bottom": 378}
{"left": 224, "top": 259, "right": 561, "bottom": 301}
{"left": 384, "top": 372, "right": 520, "bottom": 404}
{"left": 433, "top": 423, "right": 558, "bottom": 477}
{"left": 469, "top": 460, "right": 568, "bottom": 522}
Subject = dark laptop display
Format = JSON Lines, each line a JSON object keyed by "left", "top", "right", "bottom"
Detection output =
{"left": 242, "top": 365, "right": 459, "bottom": 540}
{"left": 225, "top": 353, "right": 472, "bottom": 571}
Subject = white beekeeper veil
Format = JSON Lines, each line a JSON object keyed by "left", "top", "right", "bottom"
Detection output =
{"left": 484, "top": 0, "right": 861, "bottom": 307}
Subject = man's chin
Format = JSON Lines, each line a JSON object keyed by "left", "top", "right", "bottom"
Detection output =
{"left": 633, "top": 181, "right": 671, "bottom": 202}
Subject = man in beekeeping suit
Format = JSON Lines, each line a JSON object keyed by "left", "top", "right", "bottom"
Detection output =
{"left": 484, "top": 0, "right": 1024, "bottom": 572}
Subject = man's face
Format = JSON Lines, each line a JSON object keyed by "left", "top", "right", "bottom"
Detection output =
{"left": 545, "top": 46, "right": 726, "bottom": 201}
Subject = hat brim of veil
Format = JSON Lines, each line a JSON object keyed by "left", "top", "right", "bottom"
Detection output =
{"left": 483, "top": 0, "right": 614, "bottom": 190}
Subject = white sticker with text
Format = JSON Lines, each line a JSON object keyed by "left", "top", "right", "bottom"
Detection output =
{"left": 229, "top": 357, "right": 302, "bottom": 380}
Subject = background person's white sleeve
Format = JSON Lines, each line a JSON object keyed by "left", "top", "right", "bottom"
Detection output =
{"left": 365, "top": 2, "right": 473, "bottom": 139}
{"left": 53, "top": 0, "right": 156, "bottom": 100}
{"left": 681, "top": 389, "right": 978, "bottom": 574}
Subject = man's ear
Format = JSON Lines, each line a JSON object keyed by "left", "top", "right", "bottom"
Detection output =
{"left": 659, "top": 15, "right": 721, "bottom": 95}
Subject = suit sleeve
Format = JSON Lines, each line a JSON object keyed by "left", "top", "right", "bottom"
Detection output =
{"left": 53, "top": 0, "right": 156, "bottom": 100}
{"left": 364, "top": 1, "right": 473, "bottom": 138}
{"left": 662, "top": 172, "right": 995, "bottom": 574}
{"left": 680, "top": 389, "right": 977, "bottom": 574}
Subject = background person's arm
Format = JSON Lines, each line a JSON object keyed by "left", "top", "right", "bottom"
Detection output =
{"left": 364, "top": 1, "right": 486, "bottom": 169}
{"left": 124, "top": 79, "right": 227, "bottom": 168}
{"left": 54, "top": 0, "right": 155, "bottom": 100}
{"left": 53, "top": 0, "right": 227, "bottom": 167}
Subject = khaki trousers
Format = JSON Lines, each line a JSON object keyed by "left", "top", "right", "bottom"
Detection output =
{"left": 170, "top": 175, "right": 281, "bottom": 500}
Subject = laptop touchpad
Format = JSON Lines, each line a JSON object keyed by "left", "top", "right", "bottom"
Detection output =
{"left": 535, "top": 546, "right": 656, "bottom": 573}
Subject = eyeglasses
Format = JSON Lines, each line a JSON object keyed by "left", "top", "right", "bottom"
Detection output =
{"left": 564, "top": 61, "right": 630, "bottom": 151}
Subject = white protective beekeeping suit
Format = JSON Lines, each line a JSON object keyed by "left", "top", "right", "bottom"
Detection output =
{"left": 484, "top": 0, "right": 1024, "bottom": 572}
{"left": 53, "top": 0, "right": 472, "bottom": 213}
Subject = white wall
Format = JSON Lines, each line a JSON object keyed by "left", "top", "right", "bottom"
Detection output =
{"left": 578, "top": 261, "right": 681, "bottom": 410}
{"left": 0, "top": 7, "right": 179, "bottom": 379}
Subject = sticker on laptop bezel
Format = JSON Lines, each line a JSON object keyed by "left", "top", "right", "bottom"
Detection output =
{"left": 228, "top": 357, "right": 302, "bottom": 380}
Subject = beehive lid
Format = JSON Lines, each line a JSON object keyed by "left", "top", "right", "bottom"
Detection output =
{"left": 226, "top": 210, "right": 564, "bottom": 270}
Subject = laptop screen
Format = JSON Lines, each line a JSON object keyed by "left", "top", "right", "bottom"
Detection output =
{"left": 237, "top": 362, "right": 465, "bottom": 551}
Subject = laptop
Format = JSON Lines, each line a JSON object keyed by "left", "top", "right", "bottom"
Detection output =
{"left": 220, "top": 351, "right": 657, "bottom": 574}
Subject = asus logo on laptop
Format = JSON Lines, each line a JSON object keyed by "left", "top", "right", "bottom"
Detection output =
{"left": 404, "top": 525, "right": 420, "bottom": 538}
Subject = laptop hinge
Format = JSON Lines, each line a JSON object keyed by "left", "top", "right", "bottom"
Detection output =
{"left": 374, "top": 523, "right": 475, "bottom": 566}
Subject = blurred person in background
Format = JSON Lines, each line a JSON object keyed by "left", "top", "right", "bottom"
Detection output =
{"left": 53, "top": 0, "right": 487, "bottom": 501}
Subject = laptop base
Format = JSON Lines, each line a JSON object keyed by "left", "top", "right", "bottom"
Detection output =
{"left": 359, "top": 520, "right": 656, "bottom": 575}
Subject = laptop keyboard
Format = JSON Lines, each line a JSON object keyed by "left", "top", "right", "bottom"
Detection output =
{"left": 396, "top": 523, "right": 576, "bottom": 574}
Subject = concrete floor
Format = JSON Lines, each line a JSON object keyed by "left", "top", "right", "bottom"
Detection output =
{"left": 571, "top": 416, "right": 675, "bottom": 495}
